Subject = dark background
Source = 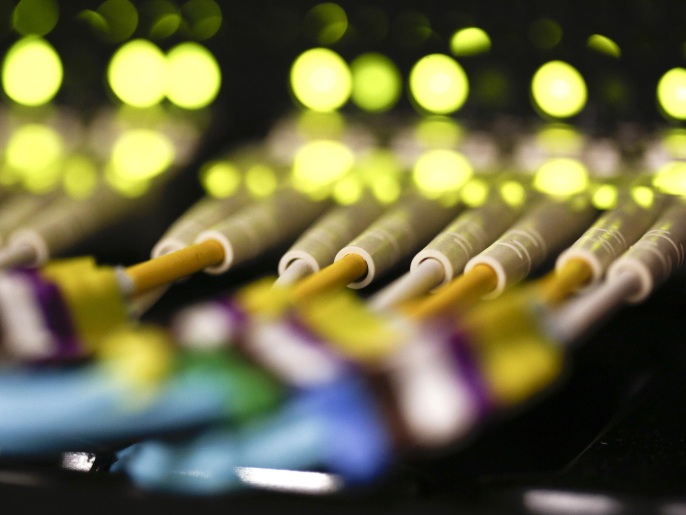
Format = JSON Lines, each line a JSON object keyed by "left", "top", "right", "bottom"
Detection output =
{"left": 2, "top": 0, "right": 686, "bottom": 512}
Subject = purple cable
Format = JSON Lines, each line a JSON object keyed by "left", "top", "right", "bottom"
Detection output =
{"left": 18, "top": 270, "right": 82, "bottom": 360}
{"left": 445, "top": 329, "right": 494, "bottom": 417}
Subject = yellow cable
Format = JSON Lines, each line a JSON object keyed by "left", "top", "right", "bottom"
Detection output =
{"left": 291, "top": 253, "right": 368, "bottom": 303}
{"left": 126, "top": 240, "right": 225, "bottom": 296}
{"left": 407, "top": 264, "right": 498, "bottom": 320}
{"left": 538, "top": 258, "right": 593, "bottom": 305}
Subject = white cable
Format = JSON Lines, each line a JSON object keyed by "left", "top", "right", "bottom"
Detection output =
{"left": 273, "top": 259, "right": 313, "bottom": 288}
{"left": 547, "top": 270, "right": 641, "bottom": 344}
{"left": 368, "top": 258, "right": 444, "bottom": 312}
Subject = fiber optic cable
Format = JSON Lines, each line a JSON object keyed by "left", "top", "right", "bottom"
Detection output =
{"left": 0, "top": 184, "right": 157, "bottom": 269}
{"left": 151, "top": 192, "right": 253, "bottom": 259}
{"left": 0, "top": 191, "right": 60, "bottom": 245}
{"left": 121, "top": 188, "right": 331, "bottom": 297}
{"left": 12, "top": 194, "right": 682, "bottom": 487}
{"left": 549, "top": 198, "right": 686, "bottom": 342}
{"left": 369, "top": 189, "right": 526, "bottom": 311}
{"left": 408, "top": 196, "right": 598, "bottom": 319}
{"left": 275, "top": 193, "right": 385, "bottom": 287}
{"left": 540, "top": 191, "right": 669, "bottom": 303}
{"left": 112, "top": 377, "right": 390, "bottom": 495}
{"left": 0, "top": 326, "right": 281, "bottom": 455}
{"left": 328, "top": 192, "right": 462, "bottom": 290}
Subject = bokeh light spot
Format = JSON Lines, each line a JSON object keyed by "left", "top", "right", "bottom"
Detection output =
{"left": 63, "top": 154, "right": 98, "bottom": 198}
{"left": 304, "top": 3, "right": 348, "bottom": 45}
{"left": 631, "top": 186, "right": 654, "bottom": 208}
{"left": 350, "top": 53, "right": 401, "bottom": 112}
{"left": 409, "top": 54, "right": 469, "bottom": 114}
{"left": 245, "top": 164, "right": 277, "bottom": 198}
{"left": 12, "top": 0, "right": 58, "bottom": 36}
{"left": 592, "top": 184, "right": 618, "bottom": 209}
{"left": 166, "top": 42, "right": 221, "bottom": 109}
{"left": 450, "top": 27, "right": 491, "bottom": 57}
{"left": 290, "top": 48, "right": 352, "bottom": 112}
{"left": 531, "top": 61, "right": 587, "bottom": 118}
{"left": 500, "top": 181, "right": 526, "bottom": 207}
{"left": 5, "top": 124, "right": 63, "bottom": 174}
{"left": 657, "top": 68, "right": 686, "bottom": 120}
{"left": 653, "top": 161, "right": 686, "bottom": 195}
{"left": 181, "top": 0, "right": 222, "bottom": 40}
{"left": 461, "top": 178, "right": 489, "bottom": 207}
{"left": 2, "top": 37, "right": 62, "bottom": 106}
{"left": 98, "top": 0, "right": 138, "bottom": 42}
{"left": 533, "top": 158, "right": 589, "bottom": 196}
{"left": 587, "top": 34, "right": 621, "bottom": 58}
{"left": 110, "top": 129, "right": 174, "bottom": 181}
{"left": 200, "top": 161, "right": 241, "bottom": 198}
{"left": 108, "top": 39, "right": 167, "bottom": 107}
{"left": 529, "top": 18, "right": 562, "bottom": 49}
{"left": 292, "top": 140, "right": 354, "bottom": 195}
{"left": 413, "top": 149, "right": 473, "bottom": 198}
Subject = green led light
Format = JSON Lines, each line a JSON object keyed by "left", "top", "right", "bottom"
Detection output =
{"left": 657, "top": 68, "right": 686, "bottom": 120}
{"left": 500, "top": 181, "right": 526, "bottom": 207}
{"left": 181, "top": 0, "right": 222, "bottom": 40}
{"left": 592, "top": 184, "right": 618, "bottom": 209}
{"left": 290, "top": 48, "right": 352, "bottom": 112}
{"left": 587, "top": 34, "right": 621, "bottom": 58}
{"left": 304, "top": 3, "right": 348, "bottom": 45}
{"left": 415, "top": 117, "right": 463, "bottom": 148}
{"left": 13, "top": 0, "right": 59, "bottom": 36}
{"left": 292, "top": 140, "right": 354, "bottom": 195}
{"left": 78, "top": 10, "right": 109, "bottom": 36}
{"left": 631, "top": 186, "right": 654, "bottom": 208}
{"left": 371, "top": 175, "right": 400, "bottom": 204}
{"left": 529, "top": 18, "right": 562, "bottom": 50}
{"left": 144, "top": 0, "right": 181, "bottom": 39}
{"left": 356, "top": 148, "right": 401, "bottom": 187}
{"left": 653, "top": 162, "right": 686, "bottom": 195}
{"left": 531, "top": 61, "right": 587, "bottom": 119}
{"left": 413, "top": 149, "right": 473, "bottom": 198}
{"left": 245, "top": 164, "right": 277, "bottom": 197}
{"left": 98, "top": 0, "right": 139, "bottom": 42}
{"left": 350, "top": 53, "right": 401, "bottom": 113}
{"left": 63, "top": 154, "right": 98, "bottom": 199}
{"left": 108, "top": 39, "right": 167, "bottom": 108}
{"left": 533, "top": 158, "right": 589, "bottom": 196}
{"left": 450, "top": 27, "right": 491, "bottom": 57}
{"left": 536, "top": 124, "right": 584, "bottom": 155}
{"left": 461, "top": 178, "right": 489, "bottom": 207}
{"left": 332, "top": 176, "right": 363, "bottom": 205}
{"left": 200, "top": 161, "right": 241, "bottom": 198}
{"left": 166, "top": 42, "right": 221, "bottom": 109}
{"left": 110, "top": 129, "right": 174, "bottom": 181}
{"left": 296, "top": 111, "right": 345, "bottom": 139}
{"left": 2, "top": 37, "right": 62, "bottom": 106}
{"left": 409, "top": 54, "right": 469, "bottom": 115}
{"left": 5, "top": 123, "right": 63, "bottom": 173}
{"left": 662, "top": 129, "right": 686, "bottom": 159}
